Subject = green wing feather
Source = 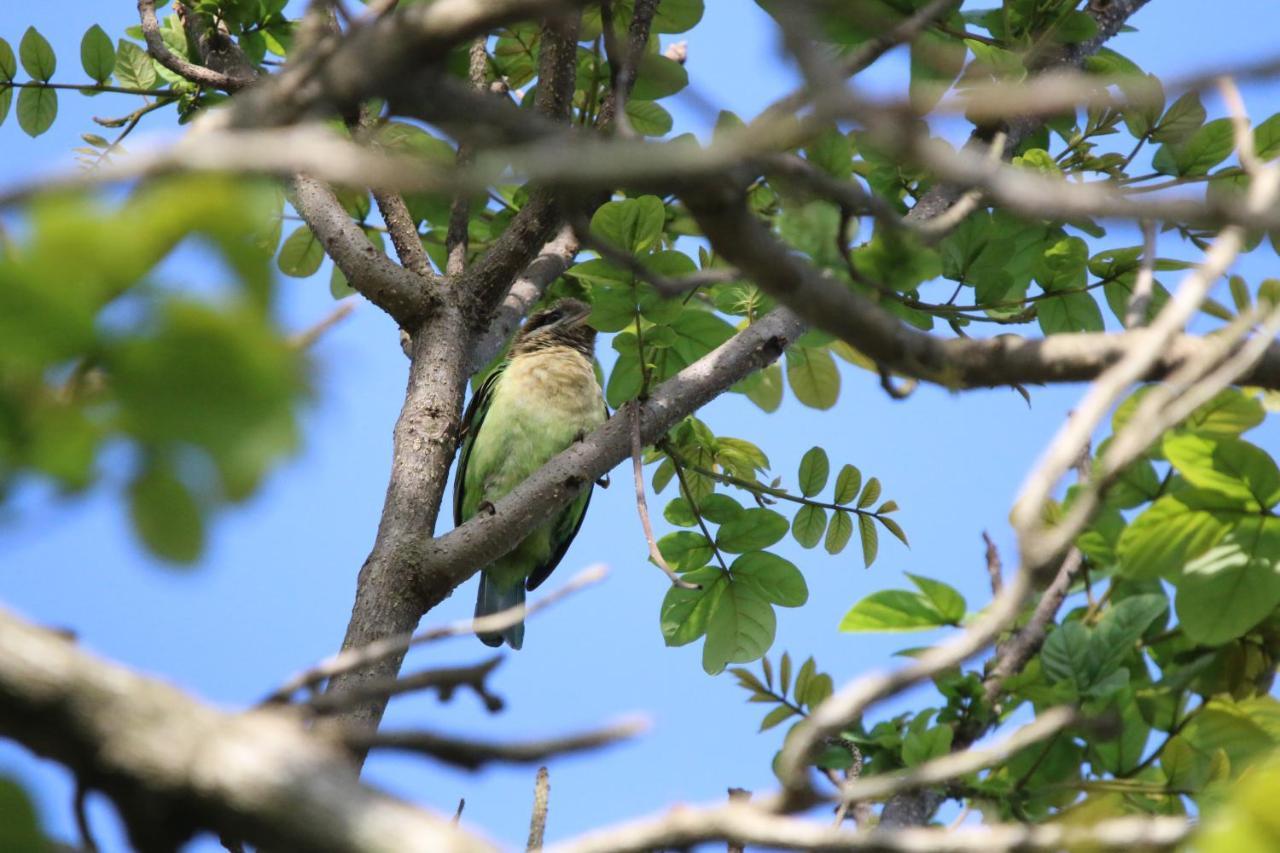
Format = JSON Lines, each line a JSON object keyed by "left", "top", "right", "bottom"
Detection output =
{"left": 524, "top": 399, "right": 610, "bottom": 591}
{"left": 453, "top": 365, "right": 505, "bottom": 528}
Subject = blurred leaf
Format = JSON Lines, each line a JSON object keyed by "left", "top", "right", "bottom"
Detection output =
{"left": 128, "top": 460, "right": 204, "bottom": 564}
{"left": 277, "top": 224, "right": 324, "bottom": 278}
{"left": 786, "top": 347, "right": 839, "bottom": 410}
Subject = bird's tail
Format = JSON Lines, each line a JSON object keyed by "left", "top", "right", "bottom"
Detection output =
{"left": 475, "top": 572, "right": 526, "bottom": 650}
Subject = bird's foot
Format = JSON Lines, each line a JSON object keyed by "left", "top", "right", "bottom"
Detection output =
{"left": 478, "top": 500, "right": 497, "bottom": 516}
{"left": 596, "top": 473, "right": 610, "bottom": 488}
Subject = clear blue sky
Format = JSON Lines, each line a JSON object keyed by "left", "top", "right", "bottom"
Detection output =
{"left": 1, "top": 2, "right": 1279, "bottom": 850}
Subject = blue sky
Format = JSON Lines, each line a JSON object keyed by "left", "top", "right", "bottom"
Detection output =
{"left": 1, "top": 1, "right": 1279, "bottom": 850}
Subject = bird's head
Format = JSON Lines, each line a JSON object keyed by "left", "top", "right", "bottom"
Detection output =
{"left": 510, "top": 298, "right": 597, "bottom": 359}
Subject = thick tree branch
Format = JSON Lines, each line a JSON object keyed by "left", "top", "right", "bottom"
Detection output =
{"left": 684, "top": 186, "right": 1280, "bottom": 391}
{"left": 0, "top": 607, "right": 486, "bottom": 853}
{"left": 325, "top": 306, "right": 473, "bottom": 755}
{"left": 290, "top": 176, "right": 434, "bottom": 327}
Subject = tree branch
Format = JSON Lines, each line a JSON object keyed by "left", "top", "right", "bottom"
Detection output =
{"left": 0, "top": 606, "right": 487, "bottom": 853}
{"left": 348, "top": 717, "right": 647, "bottom": 771}
{"left": 138, "top": 0, "right": 254, "bottom": 91}
{"left": 290, "top": 175, "right": 434, "bottom": 327}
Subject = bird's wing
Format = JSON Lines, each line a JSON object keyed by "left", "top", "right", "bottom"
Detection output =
{"left": 525, "top": 399, "right": 610, "bottom": 592}
{"left": 453, "top": 365, "right": 505, "bottom": 527}
{"left": 526, "top": 486, "right": 592, "bottom": 592}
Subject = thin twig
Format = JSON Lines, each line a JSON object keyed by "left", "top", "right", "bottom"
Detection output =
{"left": 348, "top": 716, "right": 648, "bottom": 771}
{"left": 982, "top": 532, "right": 1002, "bottom": 596}
{"left": 527, "top": 767, "right": 550, "bottom": 851}
{"left": 262, "top": 564, "right": 608, "bottom": 703}
{"left": 1123, "top": 220, "right": 1158, "bottom": 328}
{"left": 305, "top": 655, "right": 505, "bottom": 715}
{"left": 288, "top": 299, "right": 357, "bottom": 350}
{"left": 631, "top": 405, "right": 700, "bottom": 588}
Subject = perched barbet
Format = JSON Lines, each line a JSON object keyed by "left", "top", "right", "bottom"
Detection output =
{"left": 454, "top": 299, "right": 607, "bottom": 649}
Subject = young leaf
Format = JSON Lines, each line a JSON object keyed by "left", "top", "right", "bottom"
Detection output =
{"left": 859, "top": 514, "right": 879, "bottom": 567}
{"left": 798, "top": 446, "right": 830, "bottom": 497}
{"left": 791, "top": 504, "right": 827, "bottom": 549}
{"left": 840, "top": 590, "right": 947, "bottom": 632}
{"left": 760, "top": 704, "right": 797, "bottom": 731}
{"left": 833, "top": 464, "right": 862, "bottom": 505}
{"left": 857, "top": 477, "right": 882, "bottom": 509}
{"left": 277, "top": 225, "right": 324, "bottom": 278}
{"left": 906, "top": 574, "right": 965, "bottom": 625}
{"left": 824, "top": 509, "right": 854, "bottom": 554}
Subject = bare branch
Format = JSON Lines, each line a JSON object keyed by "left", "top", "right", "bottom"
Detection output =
{"left": 348, "top": 717, "right": 648, "bottom": 771}
{"left": 545, "top": 809, "right": 1189, "bottom": 853}
{"left": 306, "top": 655, "right": 506, "bottom": 715}
{"left": 267, "top": 564, "right": 608, "bottom": 703}
{"left": 527, "top": 767, "right": 551, "bottom": 851}
{"left": 631, "top": 406, "right": 700, "bottom": 588}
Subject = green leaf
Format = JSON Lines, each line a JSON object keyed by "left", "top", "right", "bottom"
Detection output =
{"left": 19, "top": 27, "right": 55, "bottom": 81}
{"left": 791, "top": 504, "right": 827, "bottom": 549}
{"left": 798, "top": 446, "right": 829, "bottom": 497}
{"left": 129, "top": 462, "right": 204, "bottom": 564}
{"left": 878, "top": 515, "right": 909, "bottom": 547}
{"left": 651, "top": 0, "right": 705, "bottom": 33}
{"left": 1174, "top": 519, "right": 1280, "bottom": 646}
{"left": 1091, "top": 594, "right": 1168, "bottom": 679}
{"left": 1153, "top": 118, "right": 1235, "bottom": 177}
{"left": 760, "top": 704, "right": 797, "bottom": 731}
{"left": 277, "top": 225, "right": 324, "bottom": 278}
{"left": 0, "top": 777, "right": 49, "bottom": 853}
{"left": 906, "top": 574, "right": 965, "bottom": 625}
{"left": 1151, "top": 91, "right": 1205, "bottom": 144}
{"left": 717, "top": 508, "right": 788, "bottom": 553}
{"left": 840, "top": 588, "right": 949, "bottom": 633}
{"left": 590, "top": 196, "right": 665, "bottom": 254}
{"left": 779, "top": 651, "right": 792, "bottom": 695}
{"left": 859, "top": 513, "right": 879, "bottom": 567}
{"left": 115, "top": 39, "right": 157, "bottom": 90}
{"left": 657, "top": 531, "right": 713, "bottom": 572}
{"left": 786, "top": 346, "right": 839, "bottom": 410}
{"left": 857, "top": 477, "right": 881, "bottom": 509}
{"left": 0, "top": 38, "right": 15, "bottom": 82}
{"left": 1256, "top": 112, "right": 1280, "bottom": 162}
{"left": 1163, "top": 433, "right": 1280, "bottom": 509}
{"left": 631, "top": 52, "right": 688, "bottom": 100}
{"left": 903, "top": 724, "right": 953, "bottom": 767}
{"left": 738, "top": 362, "right": 783, "bottom": 412}
{"left": 805, "top": 127, "right": 853, "bottom": 179}
{"left": 833, "top": 464, "right": 862, "bottom": 504}
{"left": 80, "top": 24, "right": 115, "bottom": 83}
{"left": 1042, "top": 621, "right": 1090, "bottom": 690}
{"left": 825, "top": 509, "right": 854, "bottom": 554}
{"left": 1117, "top": 488, "right": 1241, "bottom": 579}
{"left": 624, "top": 99, "right": 673, "bottom": 136}
{"left": 660, "top": 567, "right": 725, "bottom": 646}
{"left": 732, "top": 551, "right": 808, "bottom": 607}
{"left": 1184, "top": 389, "right": 1266, "bottom": 436}
{"left": 1037, "top": 291, "right": 1105, "bottom": 334}
{"left": 16, "top": 86, "right": 56, "bottom": 137}
{"left": 702, "top": 579, "right": 776, "bottom": 674}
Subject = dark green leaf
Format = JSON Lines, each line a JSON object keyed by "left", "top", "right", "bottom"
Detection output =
{"left": 19, "top": 27, "right": 55, "bottom": 81}
{"left": 590, "top": 196, "right": 665, "bottom": 254}
{"left": 717, "top": 508, "right": 788, "bottom": 553}
{"left": 1152, "top": 91, "right": 1206, "bottom": 144}
{"left": 657, "top": 531, "right": 713, "bottom": 572}
{"left": 16, "top": 86, "right": 56, "bottom": 137}
{"left": 702, "top": 579, "right": 776, "bottom": 674}
{"left": 129, "top": 462, "right": 204, "bottom": 564}
{"left": 733, "top": 551, "right": 808, "bottom": 607}
{"left": 80, "top": 24, "right": 115, "bottom": 83}
{"left": 660, "top": 567, "right": 725, "bottom": 646}
{"left": 277, "top": 224, "right": 324, "bottom": 278}
{"left": 0, "top": 38, "right": 15, "bottom": 82}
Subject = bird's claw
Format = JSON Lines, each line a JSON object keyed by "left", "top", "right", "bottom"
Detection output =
{"left": 478, "top": 500, "right": 497, "bottom": 516}
{"left": 596, "top": 473, "right": 610, "bottom": 488}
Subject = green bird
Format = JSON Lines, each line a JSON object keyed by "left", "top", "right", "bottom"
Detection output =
{"left": 454, "top": 298, "right": 607, "bottom": 649}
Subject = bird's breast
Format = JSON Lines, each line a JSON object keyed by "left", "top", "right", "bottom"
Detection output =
{"left": 497, "top": 348, "right": 604, "bottom": 425}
